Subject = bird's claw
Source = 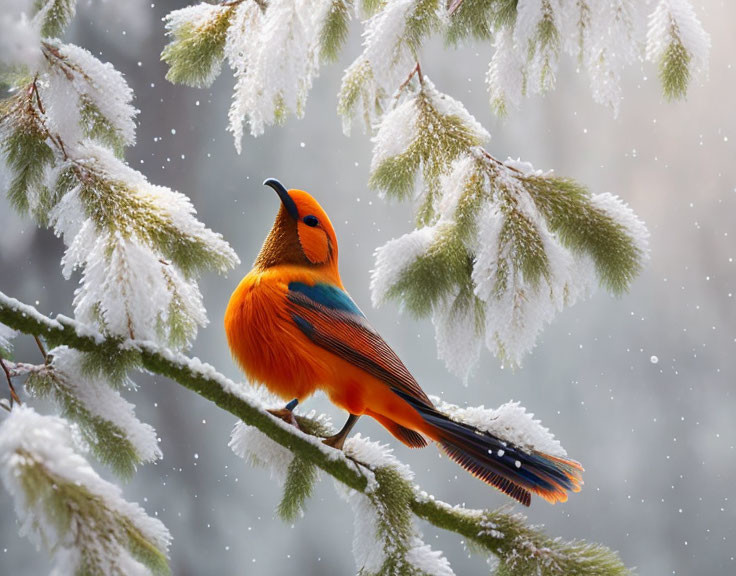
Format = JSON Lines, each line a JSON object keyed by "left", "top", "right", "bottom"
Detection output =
{"left": 267, "top": 407, "right": 300, "bottom": 430}
{"left": 322, "top": 434, "right": 346, "bottom": 451}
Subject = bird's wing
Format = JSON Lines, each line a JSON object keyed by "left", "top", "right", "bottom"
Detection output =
{"left": 285, "top": 282, "right": 432, "bottom": 407}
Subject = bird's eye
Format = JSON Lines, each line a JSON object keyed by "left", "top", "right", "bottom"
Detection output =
{"left": 303, "top": 215, "right": 319, "bottom": 227}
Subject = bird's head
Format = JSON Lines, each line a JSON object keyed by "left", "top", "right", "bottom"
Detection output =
{"left": 254, "top": 178, "right": 339, "bottom": 272}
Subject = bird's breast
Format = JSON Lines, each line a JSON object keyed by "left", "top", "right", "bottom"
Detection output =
{"left": 224, "top": 269, "right": 330, "bottom": 401}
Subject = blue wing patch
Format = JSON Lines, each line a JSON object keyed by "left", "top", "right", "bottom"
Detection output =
{"left": 288, "top": 282, "right": 364, "bottom": 316}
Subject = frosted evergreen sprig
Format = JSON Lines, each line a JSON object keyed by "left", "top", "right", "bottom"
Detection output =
{"left": 337, "top": 435, "right": 455, "bottom": 576}
{"left": 1, "top": 45, "right": 239, "bottom": 348}
{"left": 646, "top": 0, "right": 710, "bottom": 101}
{"left": 34, "top": 0, "right": 77, "bottom": 38}
{"left": 162, "top": 0, "right": 337, "bottom": 152}
{"left": 369, "top": 72, "right": 488, "bottom": 224}
{"left": 448, "top": 0, "right": 709, "bottom": 113}
{"left": 162, "top": 2, "right": 236, "bottom": 88}
{"left": 1, "top": 11, "right": 238, "bottom": 575}
{"left": 337, "top": 0, "right": 439, "bottom": 135}
{"left": 41, "top": 40, "right": 138, "bottom": 156}
{"left": 320, "top": 0, "right": 352, "bottom": 63}
{"left": 22, "top": 346, "right": 161, "bottom": 478}
{"left": 161, "top": 1, "right": 710, "bottom": 153}
{"left": 0, "top": 405, "right": 171, "bottom": 576}
{"left": 370, "top": 105, "right": 649, "bottom": 376}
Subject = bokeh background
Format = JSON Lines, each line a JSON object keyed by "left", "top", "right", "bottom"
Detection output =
{"left": 2, "top": 1, "right": 735, "bottom": 574}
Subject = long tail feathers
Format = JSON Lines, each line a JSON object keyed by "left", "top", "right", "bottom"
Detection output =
{"left": 396, "top": 391, "right": 583, "bottom": 506}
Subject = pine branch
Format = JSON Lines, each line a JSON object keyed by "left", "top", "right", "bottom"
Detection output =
{"left": 0, "top": 405, "right": 170, "bottom": 575}
{"left": 0, "top": 290, "right": 631, "bottom": 576}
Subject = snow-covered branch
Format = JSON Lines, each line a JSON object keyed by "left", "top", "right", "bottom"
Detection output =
{"left": 0, "top": 405, "right": 170, "bottom": 575}
{"left": 158, "top": 0, "right": 676, "bottom": 375}
{"left": 369, "top": 80, "right": 649, "bottom": 376}
{"left": 1, "top": 4, "right": 240, "bottom": 572}
{"left": 21, "top": 346, "right": 162, "bottom": 478}
{"left": 2, "top": 6, "right": 240, "bottom": 349}
{"left": 161, "top": 1, "right": 710, "bottom": 139}
{"left": 0, "top": 291, "right": 631, "bottom": 576}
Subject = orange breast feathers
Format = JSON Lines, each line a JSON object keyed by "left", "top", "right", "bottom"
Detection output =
{"left": 224, "top": 267, "right": 329, "bottom": 401}
{"left": 223, "top": 267, "right": 429, "bottom": 434}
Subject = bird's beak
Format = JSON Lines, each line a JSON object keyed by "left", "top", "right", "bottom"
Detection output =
{"left": 263, "top": 178, "right": 298, "bottom": 220}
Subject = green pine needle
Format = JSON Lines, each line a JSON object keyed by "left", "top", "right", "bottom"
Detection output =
{"left": 370, "top": 467, "right": 416, "bottom": 575}
{"left": 2, "top": 107, "right": 55, "bottom": 215}
{"left": 277, "top": 456, "right": 319, "bottom": 522}
{"left": 360, "top": 0, "right": 384, "bottom": 17}
{"left": 525, "top": 175, "right": 644, "bottom": 294}
{"left": 33, "top": 0, "right": 76, "bottom": 38}
{"left": 387, "top": 223, "right": 473, "bottom": 317}
{"left": 78, "top": 343, "right": 141, "bottom": 387}
{"left": 337, "top": 59, "right": 386, "bottom": 131}
{"left": 338, "top": 60, "right": 371, "bottom": 119}
{"left": 445, "top": 0, "right": 496, "bottom": 45}
{"left": 490, "top": 95, "right": 510, "bottom": 119}
{"left": 80, "top": 97, "right": 127, "bottom": 157}
{"left": 494, "top": 0, "right": 519, "bottom": 29}
{"left": 369, "top": 149, "right": 421, "bottom": 201}
{"left": 26, "top": 365, "right": 143, "bottom": 480}
{"left": 404, "top": 0, "right": 442, "bottom": 55}
{"left": 164, "top": 286, "right": 199, "bottom": 350}
{"left": 320, "top": 0, "right": 352, "bottom": 63}
{"left": 125, "top": 519, "right": 171, "bottom": 576}
{"left": 497, "top": 192, "right": 550, "bottom": 291}
{"left": 534, "top": 1, "right": 560, "bottom": 89}
{"left": 660, "top": 35, "right": 691, "bottom": 101}
{"left": 18, "top": 461, "right": 170, "bottom": 575}
{"left": 369, "top": 88, "right": 486, "bottom": 221}
{"left": 162, "top": 6, "right": 234, "bottom": 88}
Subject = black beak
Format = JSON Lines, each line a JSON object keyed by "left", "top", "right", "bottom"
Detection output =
{"left": 263, "top": 178, "right": 298, "bottom": 220}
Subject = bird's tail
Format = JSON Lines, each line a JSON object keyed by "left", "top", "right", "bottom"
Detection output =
{"left": 396, "top": 392, "right": 583, "bottom": 506}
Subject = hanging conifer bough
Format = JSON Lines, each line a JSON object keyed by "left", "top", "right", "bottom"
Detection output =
{"left": 160, "top": 0, "right": 708, "bottom": 376}
{"left": 368, "top": 80, "right": 649, "bottom": 376}
{"left": 0, "top": 406, "right": 171, "bottom": 576}
{"left": 1, "top": 1, "right": 239, "bottom": 573}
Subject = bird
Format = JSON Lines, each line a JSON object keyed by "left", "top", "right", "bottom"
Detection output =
{"left": 224, "top": 178, "right": 583, "bottom": 506}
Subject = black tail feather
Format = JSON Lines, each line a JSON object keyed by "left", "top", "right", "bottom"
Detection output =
{"left": 395, "top": 391, "right": 583, "bottom": 505}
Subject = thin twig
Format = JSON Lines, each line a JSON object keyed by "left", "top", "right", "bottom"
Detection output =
{"left": 397, "top": 61, "right": 424, "bottom": 96}
{"left": 448, "top": 0, "right": 465, "bottom": 17}
{"left": 34, "top": 335, "right": 47, "bottom": 360}
{"left": 31, "top": 78, "right": 45, "bottom": 115}
{"left": 0, "top": 356, "right": 21, "bottom": 407}
{"left": 478, "top": 146, "right": 525, "bottom": 175}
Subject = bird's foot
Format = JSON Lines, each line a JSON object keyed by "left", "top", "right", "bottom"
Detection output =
{"left": 322, "top": 433, "right": 347, "bottom": 451}
{"left": 322, "top": 413, "right": 360, "bottom": 451}
{"left": 267, "top": 407, "right": 300, "bottom": 430}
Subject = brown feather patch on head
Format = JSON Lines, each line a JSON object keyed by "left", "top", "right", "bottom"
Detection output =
{"left": 254, "top": 204, "right": 311, "bottom": 270}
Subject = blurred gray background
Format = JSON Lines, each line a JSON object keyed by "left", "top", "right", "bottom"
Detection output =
{"left": 1, "top": 1, "right": 734, "bottom": 574}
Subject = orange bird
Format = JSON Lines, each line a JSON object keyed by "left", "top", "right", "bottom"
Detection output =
{"left": 225, "top": 179, "right": 583, "bottom": 506}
